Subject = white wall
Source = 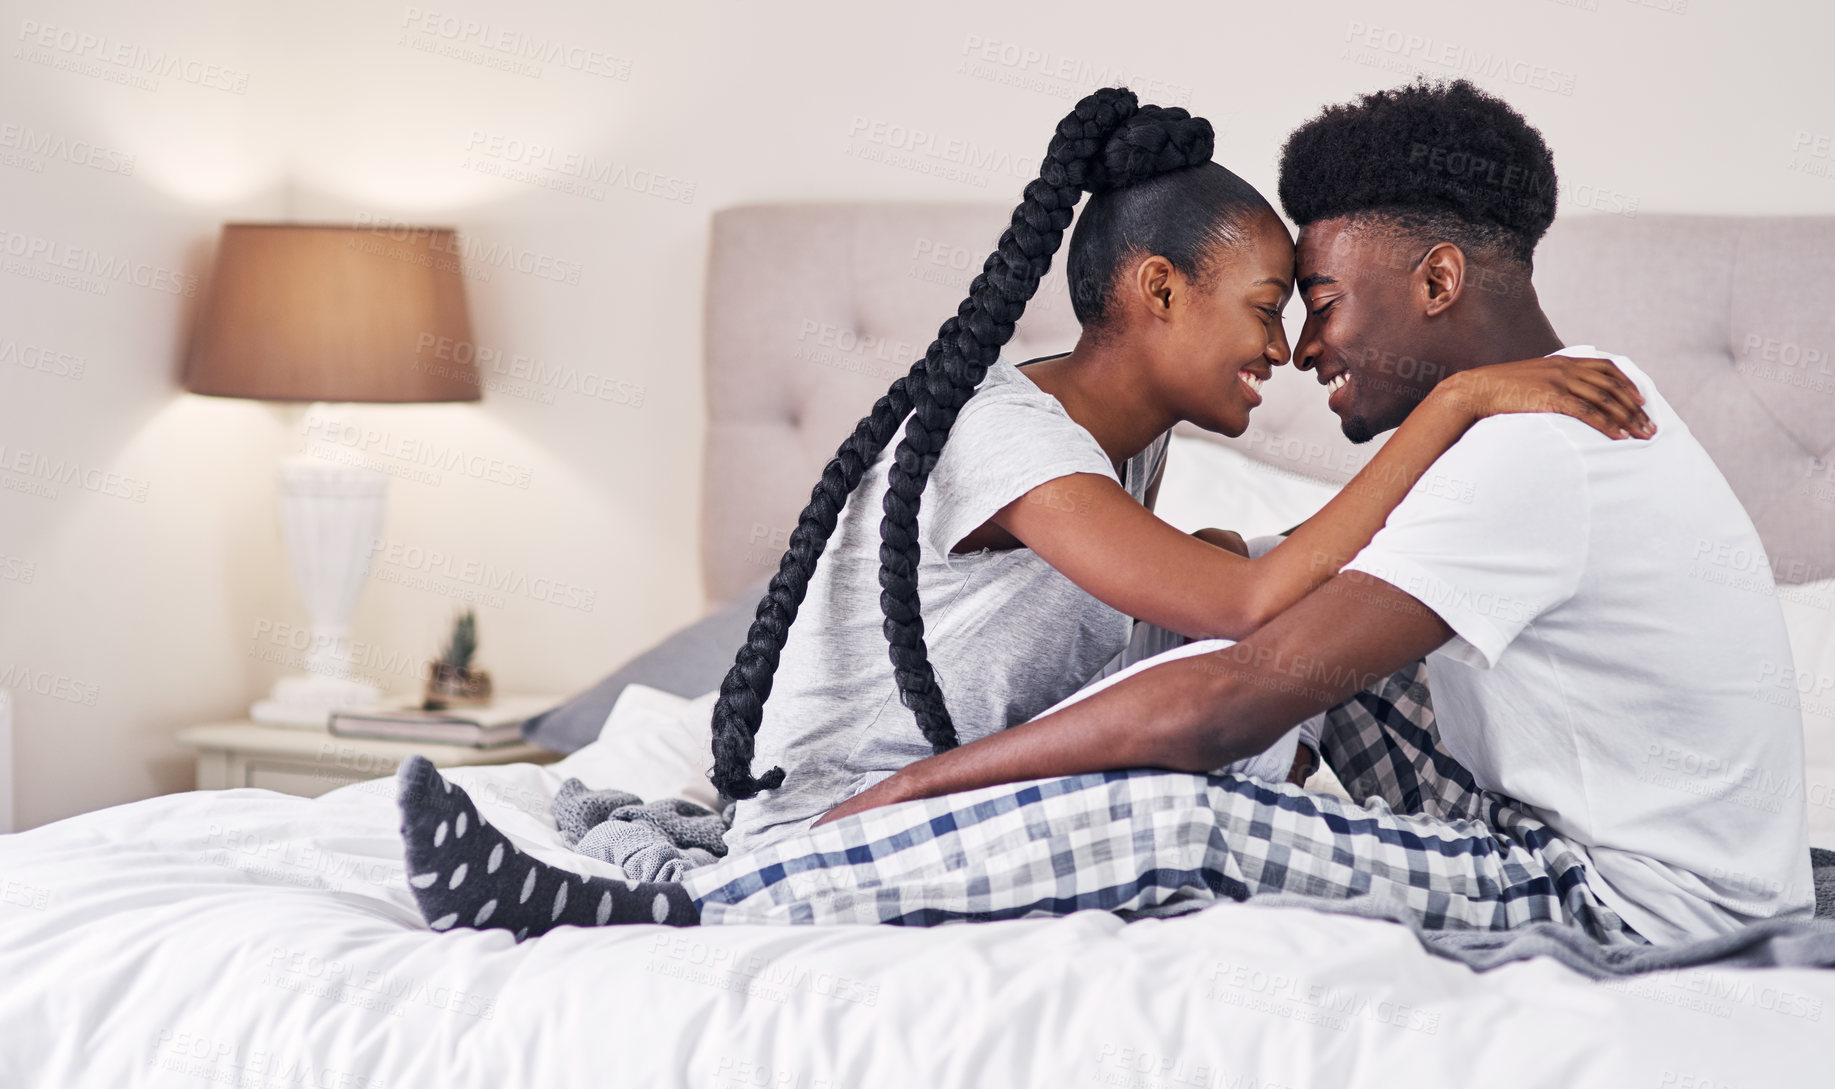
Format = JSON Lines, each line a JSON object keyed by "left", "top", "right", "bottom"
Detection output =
{"left": 2, "top": 0, "right": 1832, "bottom": 829}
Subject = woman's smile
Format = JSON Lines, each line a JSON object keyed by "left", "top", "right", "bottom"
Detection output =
{"left": 1238, "top": 364, "right": 1269, "bottom": 407}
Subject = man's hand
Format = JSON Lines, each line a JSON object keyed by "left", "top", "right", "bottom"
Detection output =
{"left": 812, "top": 572, "right": 1453, "bottom": 823}
{"left": 1287, "top": 742, "right": 1319, "bottom": 785}
{"left": 814, "top": 776, "right": 907, "bottom": 827}
{"left": 1192, "top": 527, "right": 1249, "bottom": 557}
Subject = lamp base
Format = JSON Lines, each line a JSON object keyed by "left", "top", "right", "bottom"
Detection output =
{"left": 250, "top": 674, "right": 385, "bottom": 730}
{"left": 256, "top": 451, "right": 390, "bottom": 730}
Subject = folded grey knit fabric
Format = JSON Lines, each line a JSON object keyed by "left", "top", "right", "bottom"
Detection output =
{"left": 1815, "top": 846, "right": 1835, "bottom": 920}
{"left": 552, "top": 778, "right": 730, "bottom": 883}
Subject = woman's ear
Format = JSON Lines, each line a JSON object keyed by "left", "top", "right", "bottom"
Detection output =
{"left": 1132, "top": 255, "right": 1177, "bottom": 323}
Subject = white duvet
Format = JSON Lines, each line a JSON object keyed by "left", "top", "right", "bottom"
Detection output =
{"left": 4, "top": 683, "right": 1834, "bottom": 1088}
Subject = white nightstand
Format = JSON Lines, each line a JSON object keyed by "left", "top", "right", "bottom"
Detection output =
{"left": 176, "top": 721, "right": 560, "bottom": 799}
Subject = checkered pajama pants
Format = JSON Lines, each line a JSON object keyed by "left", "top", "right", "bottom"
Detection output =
{"left": 680, "top": 661, "right": 1646, "bottom": 945}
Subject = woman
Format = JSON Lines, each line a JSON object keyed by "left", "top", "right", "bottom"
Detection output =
{"left": 395, "top": 87, "right": 1648, "bottom": 937}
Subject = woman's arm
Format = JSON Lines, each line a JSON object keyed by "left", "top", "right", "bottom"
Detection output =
{"left": 994, "top": 356, "right": 1649, "bottom": 641}
{"left": 1222, "top": 356, "right": 1652, "bottom": 632}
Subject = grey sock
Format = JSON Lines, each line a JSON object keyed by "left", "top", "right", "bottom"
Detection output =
{"left": 395, "top": 756, "right": 699, "bottom": 939}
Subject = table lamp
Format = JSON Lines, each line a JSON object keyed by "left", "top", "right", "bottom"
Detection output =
{"left": 185, "top": 224, "right": 479, "bottom": 727}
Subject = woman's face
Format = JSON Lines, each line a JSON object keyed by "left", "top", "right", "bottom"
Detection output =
{"left": 1153, "top": 212, "right": 1295, "bottom": 438}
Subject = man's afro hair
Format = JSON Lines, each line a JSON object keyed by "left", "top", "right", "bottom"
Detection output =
{"left": 1278, "top": 79, "right": 1558, "bottom": 265}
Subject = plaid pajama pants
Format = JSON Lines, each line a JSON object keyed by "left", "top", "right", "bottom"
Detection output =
{"left": 680, "top": 661, "right": 1647, "bottom": 945}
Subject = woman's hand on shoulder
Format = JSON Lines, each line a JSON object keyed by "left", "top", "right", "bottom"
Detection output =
{"left": 1434, "top": 356, "right": 1655, "bottom": 441}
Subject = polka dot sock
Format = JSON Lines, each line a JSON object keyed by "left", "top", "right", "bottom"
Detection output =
{"left": 394, "top": 755, "right": 700, "bottom": 939}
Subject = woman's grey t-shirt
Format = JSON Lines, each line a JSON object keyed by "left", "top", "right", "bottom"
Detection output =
{"left": 726, "top": 357, "right": 1170, "bottom": 852}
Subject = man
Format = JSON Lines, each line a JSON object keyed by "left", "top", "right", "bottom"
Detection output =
{"left": 694, "top": 79, "right": 1811, "bottom": 944}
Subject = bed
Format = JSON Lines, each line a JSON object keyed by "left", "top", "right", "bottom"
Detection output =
{"left": 4, "top": 208, "right": 1834, "bottom": 1087}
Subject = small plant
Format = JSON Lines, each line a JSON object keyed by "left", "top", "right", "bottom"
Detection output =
{"left": 425, "top": 608, "right": 491, "bottom": 709}
{"left": 437, "top": 608, "right": 479, "bottom": 672}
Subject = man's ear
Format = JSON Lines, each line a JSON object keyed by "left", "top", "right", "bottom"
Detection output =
{"left": 1132, "top": 255, "right": 1177, "bottom": 323}
{"left": 1417, "top": 243, "right": 1465, "bottom": 316}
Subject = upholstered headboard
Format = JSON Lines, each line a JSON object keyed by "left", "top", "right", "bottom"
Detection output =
{"left": 703, "top": 206, "right": 1835, "bottom": 603}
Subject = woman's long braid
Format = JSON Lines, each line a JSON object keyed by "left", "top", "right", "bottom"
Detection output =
{"left": 878, "top": 93, "right": 1214, "bottom": 754}
{"left": 708, "top": 367, "right": 922, "bottom": 799}
{"left": 708, "top": 87, "right": 1212, "bottom": 800}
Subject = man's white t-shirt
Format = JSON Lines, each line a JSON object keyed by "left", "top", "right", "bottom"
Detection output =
{"left": 1343, "top": 346, "right": 1813, "bottom": 943}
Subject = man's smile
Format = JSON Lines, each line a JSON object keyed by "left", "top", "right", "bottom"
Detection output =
{"left": 1313, "top": 361, "right": 1353, "bottom": 413}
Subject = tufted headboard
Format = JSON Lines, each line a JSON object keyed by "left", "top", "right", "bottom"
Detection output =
{"left": 702, "top": 206, "right": 1835, "bottom": 604}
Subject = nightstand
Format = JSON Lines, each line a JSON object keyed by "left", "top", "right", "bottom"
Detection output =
{"left": 176, "top": 721, "right": 560, "bottom": 799}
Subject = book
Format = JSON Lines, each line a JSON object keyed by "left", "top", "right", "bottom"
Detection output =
{"left": 328, "top": 696, "right": 553, "bottom": 748}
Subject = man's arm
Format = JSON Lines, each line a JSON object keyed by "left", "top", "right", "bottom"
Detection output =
{"left": 814, "top": 572, "right": 1453, "bottom": 825}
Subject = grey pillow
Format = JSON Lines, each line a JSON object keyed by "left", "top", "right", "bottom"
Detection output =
{"left": 521, "top": 576, "right": 769, "bottom": 753}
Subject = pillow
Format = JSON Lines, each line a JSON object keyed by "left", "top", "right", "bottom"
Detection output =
{"left": 549, "top": 685, "right": 721, "bottom": 811}
{"left": 1151, "top": 434, "right": 1337, "bottom": 538}
{"left": 1778, "top": 578, "right": 1835, "bottom": 849}
{"left": 521, "top": 575, "right": 768, "bottom": 753}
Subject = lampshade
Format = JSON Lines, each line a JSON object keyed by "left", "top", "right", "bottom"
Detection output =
{"left": 184, "top": 223, "right": 480, "bottom": 403}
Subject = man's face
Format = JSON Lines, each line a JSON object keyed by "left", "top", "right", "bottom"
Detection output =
{"left": 1291, "top": 218, "right": 1453, "bottom": 443}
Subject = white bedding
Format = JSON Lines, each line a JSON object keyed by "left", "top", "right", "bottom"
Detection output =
{"left": 4, "top": 681, "right": 1833, "bottom": 1088}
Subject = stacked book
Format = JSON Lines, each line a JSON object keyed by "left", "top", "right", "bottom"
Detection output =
{"left": 328, "top": 696, "right": 553, "bottom": 748}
